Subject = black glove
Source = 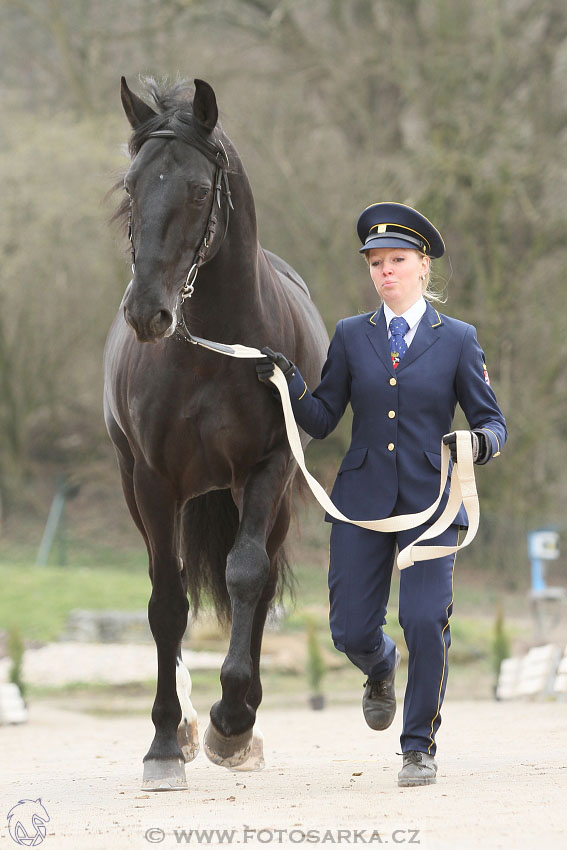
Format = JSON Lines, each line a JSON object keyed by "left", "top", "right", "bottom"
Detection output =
{"left": 255, "top": 346, "right": 296, "bottom": 385}
{"left": 442, "top": 431, "right": 488, "bottom": 464}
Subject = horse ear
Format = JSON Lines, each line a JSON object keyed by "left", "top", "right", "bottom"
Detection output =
{"left": 193, "top": 79, "right": 218, "bottom": 134}
{"left": 120, "top": 76, "right": 157, "bottom": 128}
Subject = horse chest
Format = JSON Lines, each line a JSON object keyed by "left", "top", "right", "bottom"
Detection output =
{"left": 133, "top": 391, "right": 255, "bottom": 490}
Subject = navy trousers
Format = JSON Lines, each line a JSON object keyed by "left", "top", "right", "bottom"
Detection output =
{"left": 328, "top": 522, "right": 459, "bottom": 756}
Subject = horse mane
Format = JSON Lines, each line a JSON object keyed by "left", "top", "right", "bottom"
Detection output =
{"left": 112, "top": 77, "right": 234, "bottom": 235}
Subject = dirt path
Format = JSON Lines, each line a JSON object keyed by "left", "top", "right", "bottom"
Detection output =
{"left": 1, "top": 701, "right": 565, "bottom": 850}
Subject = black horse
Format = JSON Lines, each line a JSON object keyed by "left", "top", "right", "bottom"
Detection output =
{"left": 103, "top": 77, "right": 328, "bottom": 789}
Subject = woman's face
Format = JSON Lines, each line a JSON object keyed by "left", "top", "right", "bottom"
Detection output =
{"left": 367, "top": 247, "right": 429, "bottom": 313}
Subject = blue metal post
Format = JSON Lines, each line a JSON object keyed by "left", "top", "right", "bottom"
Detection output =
{"left": 530, "top": 557, "right": 545, "bottom": 592}
{"left": 36, "top": 477, "right": 67, "bottom": 567}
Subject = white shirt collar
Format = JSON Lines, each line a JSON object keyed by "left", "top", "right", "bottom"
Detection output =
{"left": 384, "top": 296, "right": 427, "bottom": 331}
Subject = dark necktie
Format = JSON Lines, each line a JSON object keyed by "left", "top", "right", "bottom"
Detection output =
{"left": 389, "top": 316, "right": 410, "bottom": 369}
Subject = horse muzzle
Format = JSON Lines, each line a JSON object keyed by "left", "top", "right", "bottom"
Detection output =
{"left": 123, "top": 290, "right": 176, "bottom": 343}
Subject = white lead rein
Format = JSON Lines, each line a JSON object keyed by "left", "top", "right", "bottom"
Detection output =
{"left": 189, "top": 338, "right": 480, "bottom": 570}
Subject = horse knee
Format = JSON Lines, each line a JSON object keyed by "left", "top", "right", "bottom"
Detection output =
{"left": 226, "top": 539, "right": 269, "bottom": 602}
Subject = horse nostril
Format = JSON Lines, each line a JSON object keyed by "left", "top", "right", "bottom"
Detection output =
{"left": 149, "top": 309, "right": 173, "bottom": 336}
{"left": 124, "top": 306, "right": 139, "bottom": 334}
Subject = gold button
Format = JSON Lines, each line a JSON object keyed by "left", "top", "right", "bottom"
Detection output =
{"left": 389, "top": 377, "right": 397, "bottom": 386}
{"left": 388, "top": 410, "right": 396, "bottom": 419}
{"left": 388, "top": 442, "right": 395, "bottom": 451}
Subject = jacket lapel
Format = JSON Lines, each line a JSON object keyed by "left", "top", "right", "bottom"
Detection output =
{"left": 396, "top": 302, "right": 443, "bottom": 373}
{"left": 365, "top": 306, "right": 396, "bottom": 376}
{"left": 365, "top": 302, "right": 444, "bottom": 375}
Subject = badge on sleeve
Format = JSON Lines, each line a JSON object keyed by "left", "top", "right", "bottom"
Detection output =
{"left": 482, "top": 363, "right": 491, "bottom": 385}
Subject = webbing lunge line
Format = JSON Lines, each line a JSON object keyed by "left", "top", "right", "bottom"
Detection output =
{"left": 180, "top": 335, "right": 480, "bottom": 570}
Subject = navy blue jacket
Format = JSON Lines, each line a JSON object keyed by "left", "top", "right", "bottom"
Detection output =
{"left": 287, "top": 302, "right": 507, "bottom": 525}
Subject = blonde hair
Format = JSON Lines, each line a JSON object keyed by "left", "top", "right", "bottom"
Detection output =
{"left": 419, "top": 253, "right": 447, "bottom": 304}
{"left": 363, "top": 249, "right": 447, "bottom": 304}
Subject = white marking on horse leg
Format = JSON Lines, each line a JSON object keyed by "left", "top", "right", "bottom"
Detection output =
{"left": 176, "top": 657, "right": 199, "bottom": 762}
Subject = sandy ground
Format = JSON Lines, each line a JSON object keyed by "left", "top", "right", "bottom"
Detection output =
{"left": 1, "top": 699, "right": 566, "bottom": 850}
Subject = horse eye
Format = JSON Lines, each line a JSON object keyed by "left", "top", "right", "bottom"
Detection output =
{"left": 196, "top": 186, "right": 209, "bottom": 201}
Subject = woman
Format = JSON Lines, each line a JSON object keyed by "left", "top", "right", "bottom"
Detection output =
{"left": 256, "top": 202, "right": 507, "bottom": 787}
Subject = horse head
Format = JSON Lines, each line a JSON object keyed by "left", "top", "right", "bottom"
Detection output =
{"left": 120, "top": 77, "right": 231, "bottom": 343}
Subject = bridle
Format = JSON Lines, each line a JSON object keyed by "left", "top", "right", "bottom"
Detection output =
{"left": 126, "top": 124, "right": 234, "bottom": 343}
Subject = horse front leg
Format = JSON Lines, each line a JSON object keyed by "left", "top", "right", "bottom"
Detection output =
{"left": 228, "top": 495, "right": 293, "bottom": 772}
{"left": 204, "top": 456, "right": 290, "bottom": 769}
{"left": 133, "top": 466, "right": 189, "bottom": 791}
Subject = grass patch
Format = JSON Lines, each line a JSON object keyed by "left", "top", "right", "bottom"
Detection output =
{"left": 0, "top": 540, "right": 147, "bottom": 571}
{"left": 0, "top": 559, "right": 513, "bottom": 660}
{"left": 0, "top": 563, "right": 151, "bottom": 642}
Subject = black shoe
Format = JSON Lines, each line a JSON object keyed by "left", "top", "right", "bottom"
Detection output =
{"left": 362, "top": 649, "right": 400, "bottom": 730}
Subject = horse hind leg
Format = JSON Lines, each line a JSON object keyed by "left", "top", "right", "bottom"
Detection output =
{"left": 176, "top": 654, "right": 199, "bottom": 762}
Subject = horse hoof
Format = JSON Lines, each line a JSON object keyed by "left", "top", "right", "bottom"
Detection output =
{"left": 142, "top": 758, "right": 188, "bottom": 791}
{"left": 203, "top": 724, "right": 254, "bottom": 769}
{"left": 230, "top": 728, "right": 265, "bottom": 772}
{"left": 178, "top": 717, "right": 200, "bottom": 763}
